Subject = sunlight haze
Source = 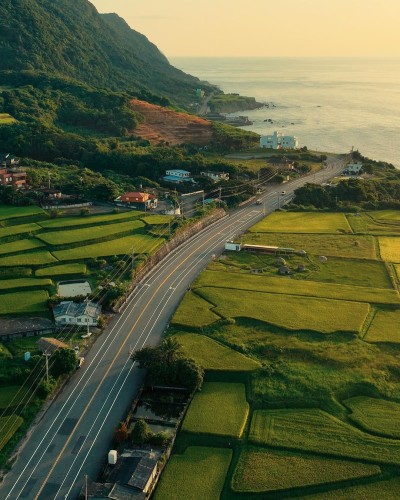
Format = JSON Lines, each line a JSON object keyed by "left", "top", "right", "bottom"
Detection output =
{"left": 90, "top": 0, "right": 400, "bottom": 57}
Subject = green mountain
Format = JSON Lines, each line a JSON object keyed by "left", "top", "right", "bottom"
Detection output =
{"left": 0, "top": 0, "right": 214, "bottom": 105}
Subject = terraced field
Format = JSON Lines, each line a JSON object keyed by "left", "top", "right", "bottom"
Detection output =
{"left": 345, "top": 397, "right": 400, "bottom": 438}
{"left": 364, "top": 309, "right": 400, "bottom": 343}
{"left": 232, "top": 447, "right": 380, "bottom": 493}
{"left": 0, "top": 239, "right": 45, "bottom": 255}
{"left": 182, "top": 383, "right": 249, "bottom": 438}
{"left": 153, "top": 447, "right": 232, "bottom": 500}
{"left": 378, "top": 236, "right": 400, "bottom": 263}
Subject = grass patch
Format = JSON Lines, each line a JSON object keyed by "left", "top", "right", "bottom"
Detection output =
{"left": 0, "top": 223, "right": 41, "bottom": 239}
{"left": 0, "top": 415, "right": 24, "bottom": 451}
{"left": 53, "top": 234, "right": 163, "bottom": 260}
{"left": 35, "top": 263, "right": 87, "bottom": 277}
{"left": 378, "top": 237, "right": 400, "bottom": 263}
{"left": 243, "top": 232, "right": 377, "bottom": 259}
{"left": 249, "top": 408, "right": 400, "bottom": 465}
{"left": 142, "top": 214, "right": 173, "bottom": 225}
{"left": 0, "top": 290, "right": 49, "bottom": 315}
{"left": 0, "top": 238, "right": 45, "bottom": 255}
{"left": 38, "top": 210, "right": 145, "bottom": 228}
{"left": 182, "top": 382, "right": 249, "bottom": 438}
{"left": 0, "top": 386, "right": 31, "bottom": 409}
{"left": 172, "top": 292, "right": 221, "bottom": 327}
{"left": 344, "top": 397, "right": 400, "bottom": 439}
{"left": 0, "top": 278, "right": 52, "bottom": 291}
{"left": 0, "top": 250, "right": 57, "bottom": 267}
{"left": 196, "top": 287, "right": 370, "bottom": 334}
{"left": 153, "top": 446, "right": 232, "bottom": 500}
{"left": 172, "top": 332, "right": 261, "bottom": 371}
{"left": 0, "top": 205, "right": 45, "bottom": 220}
{"left": 364, "top": 309, "right": 400, "bottom": 344}
{"left": 232, "top": 447, "right": 380, "bottom": 493}
{"left": 249, "top": 212, "right": 352, "bottom": 234}
{"left": 37, "top": 220, "right": 145, "bottom": 245}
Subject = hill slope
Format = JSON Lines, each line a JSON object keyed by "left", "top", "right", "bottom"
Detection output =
{"left": 130, "top": 100, "right": 213, "bottom": 146}
{"left": 0, "top": 0, "right": 215, "bottom": 106}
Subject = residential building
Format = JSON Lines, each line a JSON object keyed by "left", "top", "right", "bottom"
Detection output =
{"left": 38, "top": 337, "right": 68, "bottom": 354}
{"left": 0, "top": 154, "right": 27, "bottom": 189}
{"left": 162, "top": 169, "right": 194, "bottom": 184}
{"left": 114, "top": 191, "right": 158, "bottom": 210}
{"left": 200, "top": 171, "right": 230, "bottom": 182}
{"left": 260, "top": 131, "right": 299, "bottom": 150}
{"left": 53, "top": 301, "right": 101, "bottom": 326}
{"left": 343, "top": 161, "right": 363, "bottom": 175}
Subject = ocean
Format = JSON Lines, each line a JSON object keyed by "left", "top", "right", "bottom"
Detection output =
{"left": 171, "top": 57, "right": 400, "bottom": 167}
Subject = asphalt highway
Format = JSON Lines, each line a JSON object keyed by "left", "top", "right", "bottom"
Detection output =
{"left": 0, "top": 155, "right": 346, "bottom": 499}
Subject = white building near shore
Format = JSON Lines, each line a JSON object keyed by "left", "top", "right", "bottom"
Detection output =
{"left": 343, "top": 161, "right": 363, "bottom": 175}
{"left": 260, "top": 131, "right": 299, "bottom": 150}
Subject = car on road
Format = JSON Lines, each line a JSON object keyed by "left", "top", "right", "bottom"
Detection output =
{"left": 76, "top": 357, "right": 85, "bottom": 369}
{"left": 255, "top": 199, "right": 262, "bottom": 205}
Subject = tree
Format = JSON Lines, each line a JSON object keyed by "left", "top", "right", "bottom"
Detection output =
{"left": 50, "top": 348, "right": 77, "bottom": 378}
{"left": 158, "top": 337, "right": 181, "bottom": 365}
{"left": 130, "top": 419, "right": 150, "bottom": 445}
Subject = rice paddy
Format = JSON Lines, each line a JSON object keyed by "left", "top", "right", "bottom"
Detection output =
{"left": 182, "top": 382, "right": 249, "bottom": 438}
{"left": 364, "top": 309, "right": 400, "bottom": 343}
{"left": 0, "top": 239, "right": 45, "bottom": 255}
{"left": 344, "top": 397, "right": 400, "bottom": 438}
{"left": 248, "top": 212, "right": 352, "bottom": 234}
{"left": 0, "top": 415, "right": 23, "bottom": 451}
{"left": 0, "top": 290, "right": 49, "bottom": 315}
{"left": 35, "top": 263, "right": 87, "bottom": 277}
{"left": 378, "top": 236, "right": 400, "bottom": 263}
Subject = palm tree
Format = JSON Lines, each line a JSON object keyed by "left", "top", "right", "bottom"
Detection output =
{"left": 159, "top": 337, "right": 181, "bottom": 366}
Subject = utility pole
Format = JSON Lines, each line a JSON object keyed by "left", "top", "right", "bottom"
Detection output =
{"left": 43, "top": 352, "right": 50, "bottom": 384}
{"left": 277, "top": 191, "right": 280, "bottom": 209}
{"left": 85, "top": 474, "right": 88, "bottom": 500}
{"left": 131, "top": 251, "right": 135, "bottom": 271}
{"left": 218, "top": 186, "right": 222, "bottom": 208}
{"left": 48, "top": 172, "right": 51, "bottom": 190}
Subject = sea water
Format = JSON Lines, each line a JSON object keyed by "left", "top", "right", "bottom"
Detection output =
{"left": 171, "top": 57, "right": 400, "bottom": 167}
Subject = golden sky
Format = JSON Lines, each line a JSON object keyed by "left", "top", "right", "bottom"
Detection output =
{"left": 90, "top": 0, "right": 400, "bottom": 57}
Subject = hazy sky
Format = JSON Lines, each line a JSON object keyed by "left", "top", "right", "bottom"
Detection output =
{"left": 90, "top": 0, "right": 400, "bottom": 58}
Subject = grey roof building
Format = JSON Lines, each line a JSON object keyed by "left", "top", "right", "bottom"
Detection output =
{"left": 53, "top": 301, "right": 101, "bottom": 326}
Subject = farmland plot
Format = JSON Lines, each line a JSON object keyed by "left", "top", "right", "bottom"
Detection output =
{"left": 0, "top": 251, "right": 57, "bottom": 267}
{"left": 344, "top": 397, "right": 400, "bottom": 438}
{"left": 0, "top": 205, "right": 45, "bottom": 220}
{"left": 250, "top": 409, "right": 400, "bottom": 465}
{"left": 172, "top": 291, "right": 221, "bottom": 327}
{"left": 35, "top": 263, "right": 87, "bottom": 277}
{"left": 378, "top": 237, "right": 400, "bottom": 263}
{"left": 0, "top": 290, "right": 49, "bottom": 315}
{"left": 248, "top": 212, "right": 352, "bottom": 234}
{"left": 172, "top": 333, "right": 260, "bottom": 372}
{"left": 0, "top": 278, "right": 52, "bottom": 291}
{"left": 182, "top": 382, "right": 249, "bottom": 438}
{"left": 303, "top": 476, "right": 400, "bottom": 499}
{"left": 153, "top": 447, "right": 232, "bottom": 500}
{"left": 38, "top": 211, "right": 145, "bottom": 228}
{"left": 0, "top": 415, "right": 23, "bottom": 450}
{"left": 196, "top": 287, "right": 370, "bottom": 334}
{"left": 0, "top": 223, "right": 41, "bottom": 239}
{"left": 0, "top": 239, "right": 45, "bottom": 255}
{"left": 364, "top": 309, "right": 400, "bottom": 344}
{"left": 232, "top": 447, "right": 380, "bottom": 493}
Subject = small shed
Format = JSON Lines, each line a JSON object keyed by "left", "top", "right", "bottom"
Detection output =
{"left": 38, "top": 337, "right": 68, "bottom": 354}
{"left": 225, "top": 241, "right": 241, "bottom": 251}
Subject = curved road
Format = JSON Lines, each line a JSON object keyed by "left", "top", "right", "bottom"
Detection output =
{"left": 0, "top": 156, "right": 345, "bottom": 499}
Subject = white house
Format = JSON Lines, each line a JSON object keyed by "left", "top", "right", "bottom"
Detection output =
{"left": 200, "top": 171, "right": 230, "bottom": 182}
{"left": 260, "top": 131, "right": 299, "bottom": 150}
{"left": 343, "top": 161, "right": 363, "bottom": 175}
{"left": 53, "top": 301, "right": 101, "bottom": 326}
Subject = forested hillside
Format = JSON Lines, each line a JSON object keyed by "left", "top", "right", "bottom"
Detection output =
{"left": 0, "top": 0, "right": 215, "bottom": 106}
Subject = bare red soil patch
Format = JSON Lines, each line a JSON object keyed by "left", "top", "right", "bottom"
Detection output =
{"left": 130, "top": 99, "right": 213, "bottom": 146}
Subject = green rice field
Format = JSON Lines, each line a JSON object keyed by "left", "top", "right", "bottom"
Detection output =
{"left": 0, "top": 223, "right": 41, "bottom": 239}
{"left": 153, "top": 447, "right": 232, "bottom": 500}
{"left": 196, "top": 287, "right": 370, "bottom": 333}
{"left": 0, "top": 278, "right": 52, "bottom": 291}
{"left": 171, "top": 292, "right": 221, "bottom": 327}
{"left": 35, "top": 263, "right": 87, "bottom": 277}
{"left": 378, "top": 236, "right": 400, "bottom": 263}
{"left": 182, "top": 382, "right": 249, "bottom": 438}
{"left": 53, "top": 233, "right": 164, "bottom": 260}
{"left": 0, "top": 239, "right": 45, "bottom": 255}
{"left": 364, "top": 309, "right": 400, "bottom": 343}
{"left": 231, "top": 447, "right": 380, "bottom": 493}
{"left": 348, "top": 213, "right": 400, "bottom": 235}
{"left": 194, "top": 270, "right": 398, "bottom": 304}
{"left": 0, "top": 386, "right": 31, "bottom": 409}
{"left": 248, "top": 212, "right": 352, "bottom": 234}
{"left": 303, "top": 476, "right": 400, "bottom": 499}
{"left": 344, "top": 397, "right": 400, "bottom": 438}
{"left": 368, "top": 210, "right": 400, "bottom": 222}
{"left": 249, "top": 409, "right": 400, "bottom": 465}
{"left": 0, "top": 290, "right": 49, "bottom": 315}
{"left": 0, "top": 205, "right": 44, "bottom": 220}
{"left": 0, "top": 250, "right": 57, "bottom": 267}
{"left": 37, "top": 219, "right": 145, "bottom": 245}
{"left": 172, "top": 332, "right": 260, "bottom": 371}
{"left": 38, "top": 210, "right": 145, "bottom": 228}
{"left": 0, "top": 415, "right": 23, "bottom": 451}
{"left": 243, "top": 232, "right": 377, "bottom": 259}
